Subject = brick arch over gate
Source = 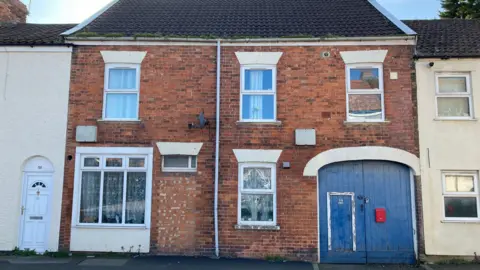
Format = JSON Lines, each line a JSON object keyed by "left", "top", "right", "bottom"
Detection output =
{"left": 303, "top": 146, "right": 420, "bottom": 176}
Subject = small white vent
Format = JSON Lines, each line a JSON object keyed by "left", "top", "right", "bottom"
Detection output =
{"left": 295, "top": 129, "right": 316, "bottom": 146}
{"left": 76, "top": 126, "right": 97, "bottom": 142}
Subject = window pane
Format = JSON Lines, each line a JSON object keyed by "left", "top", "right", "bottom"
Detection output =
{"left": 244, "top": 69, "right": 273, "bottom": 91}
{"left": 445, "top": 175, "right": 475, "bottom": 192}
{"left": 102, "top": 172, "right": 124, "bottom": 224}
{"left": 190, "top": 156, "right": 197, "bottom": 169}
{"left": 84, "top": 157, "right": 100, "bottom": 167}
{"left": 242, "top": 95, "right": 274, "bottom": 120}
{"left": 241, "top": 194, "right": 274, "bottom": 222}
{"left": 243, "top": 167, "right": 272, "bottom": 189}
{"left": 437, "top": 97, "right": 470, "bottom": 117}
{"left": 108, "top": 68, "right": 137, "bottom": 89}
{"left": 349, "top": 68, "right": 380, "bottom": 89}
{"left": 105, "top": 93, "right": 138, "bottom": 119}
{"left": 126, "top": 172, "right": 146, "bottom": 224}
{"left": 438, "top": 77, "right": 467, "bottom": 93}
{"left": 444, "top": 197, "right": 478, "bottom": 218}
{"left": 129, "top": 158, "right": 145, "bottom": 168}
{"left": 164, "top": 155, "right": 189, "bottom": 168}
{"left": 106, "top": 158, "right": 123, "bottom": 167}
{"left": 348, "top": 94, "right": 382, "bottom": 120}
{"left": 80, "top": 172, "right": 100, "bottom": 223}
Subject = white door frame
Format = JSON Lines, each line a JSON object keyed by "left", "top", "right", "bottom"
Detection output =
{"left": 326, "top": 192, "right": 356, "bottom": 252}
{"left": 18, "top": 171, "right": 53, "bottom": 252}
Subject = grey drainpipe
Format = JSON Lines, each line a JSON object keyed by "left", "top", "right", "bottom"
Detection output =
{"left": 214, "top": 39, "right": 221, "bottom": 258}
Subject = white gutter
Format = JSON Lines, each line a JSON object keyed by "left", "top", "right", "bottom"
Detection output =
{"left": 61, "top": 0, "right": 120, "bottom": 35}
{"left": 65, "top": 35, "right": 415, "bottom": 43}
{"left": 368, "top": 0, "right": 417, "bottom": 35}
{"left": 214, "top": 39, "right": 221, "bottom": 258}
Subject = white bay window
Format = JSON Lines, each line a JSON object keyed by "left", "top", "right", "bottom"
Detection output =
{"left": 240, "top": 67, "right": 276, "bottom": 121}
{"left": 74, "top": 148, "right": 153, "bottom": 227}
{"left": 238, "top": 163, "right": 276, "bottom": 225}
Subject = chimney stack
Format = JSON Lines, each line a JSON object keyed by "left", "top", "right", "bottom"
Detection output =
{"left": 0, "top": 0, "right": 28, "bottom": 23}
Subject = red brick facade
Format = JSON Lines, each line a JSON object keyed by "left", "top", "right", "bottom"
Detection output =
{"left": 218, "top": 45, "right": 417, "bottom": 261}
{"left": 60, "top": 46, "right": 217, "bottom": 255}
{"left": 61, "top": 44, "right": 418, "bottom": 261}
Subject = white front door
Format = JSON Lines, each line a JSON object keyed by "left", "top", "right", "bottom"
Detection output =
{"left": 20, "top": 174, "right": 51, "bottom": 252}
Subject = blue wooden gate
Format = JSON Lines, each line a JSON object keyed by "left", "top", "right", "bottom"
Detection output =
{"left": 319, "top": 161, "right": 415, "bottom": 264}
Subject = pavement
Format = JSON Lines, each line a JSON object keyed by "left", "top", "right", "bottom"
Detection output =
{"left": 0, "top": 256, "right": 478, "bottom": 270}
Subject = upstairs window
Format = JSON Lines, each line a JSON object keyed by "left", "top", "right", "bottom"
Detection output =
{"left": 442, "top": 172, "right": 479, "bottom": 220}
{"left": 346, "top": 64, "right": 385, "bottom": 122}
{"left": 240, "top": 67, "right": 276, "bottom": 121}
{"left": 103, "top": 64, "right": 140, "bottom": 120}
{"left": 435, "top": 74, "right": 473, "bottom": 119}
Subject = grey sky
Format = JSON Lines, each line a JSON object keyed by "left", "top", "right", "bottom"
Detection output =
{"left": 22, "top": 0, "right": 441, "bottom": 24}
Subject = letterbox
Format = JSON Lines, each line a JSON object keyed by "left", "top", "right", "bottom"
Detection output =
{"left": 375, "top": 208, "right": 386, "bottom": 223}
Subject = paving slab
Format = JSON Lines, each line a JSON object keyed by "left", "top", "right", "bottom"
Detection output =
{"left": 426, "top": 264, "right": 480, "bottom": 270}
{"left": 126, "top": 256, "right": 313, "bottom": 270}
{"left": 316, "top": 264, "right": 418, "bottom": 270}
{"left": 78, "top": 258, "right": 128, "bottom": 266}
{"left": 7, "top": 257, "right": 71, "bottom": 264}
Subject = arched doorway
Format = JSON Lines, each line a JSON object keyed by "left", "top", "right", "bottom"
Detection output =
{"left": 319, "top": 161, "right": 414, "bottom": 264}
{"left": 19, "top": 156, "right": 54, "bottom": 253}
{"left": 303, "top": 147, "right": 420, "bottom": 264}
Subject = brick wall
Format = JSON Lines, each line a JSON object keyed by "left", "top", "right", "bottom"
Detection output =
{"left": 218, "top": 45, "right": 418, "bottom": 261}
{"left": 0, "top": 0, "right": 27, "bottom": 23}
{"left": 60, "top": 45, "right": 217, "bottom": 255}
{"left": 61, "top": 43, "right": 419, "bottom": 261}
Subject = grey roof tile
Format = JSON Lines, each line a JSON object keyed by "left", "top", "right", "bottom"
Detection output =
{"left": 404, "top": 19, "right": 480, "bottom": 58}
{"left": 74, "top": 0, "right": 408, "bottom": 38}
{"left": 0, "top": 23, "right": 74, "bottom": 45}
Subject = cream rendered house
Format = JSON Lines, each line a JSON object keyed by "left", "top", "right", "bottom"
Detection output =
{"left": 0, "top": 23, "right": 73, "bottom": 252}
{"left": 406, "top": 19, "right": 480, "bottom": 257}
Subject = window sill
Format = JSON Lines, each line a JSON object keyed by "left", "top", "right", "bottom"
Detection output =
{"left": 236, "top": 121, "right": 282, "bottom": 126}
{"left": 162, "top": 169, "right": 197, "bottom": 173}
{"left": 97, "top": 119, "right": 143, "bottom": 124}
{"left": 434, "top": 118, "right": 477, "bottom": 122}
{"left": 73, "top": 225, "right": 148, "bottom": 229}
{"left": 234, "top": 224, "right": 280, "bottom": 231}
{"left": 344, "top": 120, "right": 390, "bottom": 125}
{"left": 441, "top": 220, "right": 480, "bottom": 224}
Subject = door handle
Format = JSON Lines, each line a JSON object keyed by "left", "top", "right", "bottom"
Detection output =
{"left": 21, "top": 206, "right": 25, "bottom": 215}
{"left": 360, "top": 204, "right": 364, "bottom": 212}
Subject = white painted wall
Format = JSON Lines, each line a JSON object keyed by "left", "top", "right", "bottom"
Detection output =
{"left": 416, "top": 59, "right": 480, "bottom": 256}
{"left": 0, "top": 47, "right": 72, "bottom": 252}
{"left": 70, "top": 228, "right": 150, "bottom": 253}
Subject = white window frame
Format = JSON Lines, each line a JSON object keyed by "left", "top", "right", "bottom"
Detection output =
{"left": 72, "top": 147, "right": 153, "bottom": 228}
{"left": 237, "top": 163, "right": 277, "bottom": 226}
{"left": 435, "top": 73, "right": 473, "bottom": 120}
{"left": 102, "top": 63, "right": 141, "bottom": 121}
{"left": 345, "top": 63, "right": 385, "bottom": 122}
{"left": 239, "top": 65, "right": 277, "bottom": 122}
{"left": 442, "top": 171, "right": 480, "bottom": 221}
{"left": 162, "top": 155, "right": 197, "bottom": 172}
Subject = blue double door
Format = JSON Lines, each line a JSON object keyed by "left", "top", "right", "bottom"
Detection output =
{"left": 319, "top": 161, "right": 415, "bottom": 264}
